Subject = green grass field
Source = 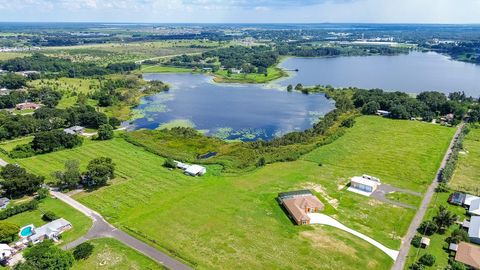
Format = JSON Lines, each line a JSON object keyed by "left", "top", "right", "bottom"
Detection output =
{"left": 10, "top": 116, "right": 456, "bottom": 270}
{"left": 140, "top": 65, "right": 194, "bottom": 73}
{"left": 3, "top": 197, "right": 92, "bottom": 246}
{"left": 449, "top": 125, "right": 480, "bottom": 195}
{"left": 214, "top": 67, "right": 286, "bottom": 83}
{"left": 72, "top": 238, "right": 164, "bottom": 270}
{"left": 0, "top": 136, "right": 33, "bottom": 153}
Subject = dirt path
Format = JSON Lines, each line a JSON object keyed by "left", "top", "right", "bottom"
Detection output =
{"left": 51, "top": 191, "right": 192, "bottom": 270}
{"left": 391, "top": 122, "right": 465, "bottom": 270}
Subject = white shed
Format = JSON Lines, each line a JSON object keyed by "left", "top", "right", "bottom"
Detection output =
{"left": 469, "top": 199, "right": 480, "bottom": 216}
{"left": 465, "top": 194, "right": 480, "bottom": 207}
{"left": 349, "top": 176, "right": 381, "bottom": 194}
{"left": 469, "top": 216, "right": 480, "bottom": 244}
{"left": 185, "top": 165, "right": 207, "bottom": 176}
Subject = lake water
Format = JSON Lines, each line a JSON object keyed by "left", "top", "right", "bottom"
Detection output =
{"left": 279, "top": 51, "right": 480, "bottom": 97}
{"left": 131, "top": 73, "right": 335, "bottom": 141}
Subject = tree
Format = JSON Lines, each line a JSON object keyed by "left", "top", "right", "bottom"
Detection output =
{"left": 418, "top": 254, "right": 436, "bottom": 266}
{"left": 73, "top": 242, "right": 94, "bottom": 260}
{"left": 417, "top": 220, "right": 438, "bottom": 236}
{"left": 0, "top": 222, "right": 19, "bottom": 243}
{"left": 433, "top": 205, "right": 457, "bottom": 232}
{"left": 411, "top": 235, "right": 422, "bottom": 248}
{"left": 361, "top": 101, "right": 381, "bottom": 115}
{"left": 294, "top": 83, "right": 303, "bottom": 90}
{"left": 163, "top": 158, "right": 177, "bottom": 169}
{"left": 54, "top": 160, "right": 81, "bottom": 189}
{"left": 286, "top": 85, "right": 293, "bottom": 92}
{"left": 390, "top": 104, "right": 410, "bottom": 119}
{"left": 256, "top": 157, "right": 266, "bottom": 167}
{"left": 97, "top": 124, "right": 114, "bottom": 140}
{"left": 83, "top": 157, "right": 115, "bottom": 187}
{"left": 409, "top": 263, "right": 425, "bottom": 270}
{"left": 16, "top": 241, "right": 73, "bottom": 270}
{"left": 341, "top": 118, "right": 356, "bottom": 128}
{"left": 448, "top": 228, "right": 470, "bottom": 244}
{"left": 0, "top": 164, "right": 44, "bottom": 198}
{"left": 0, "top": 73, "right": 27, "bottom": 89}
{"left": 448, "top": 260, "right": 467, "bottom": 270}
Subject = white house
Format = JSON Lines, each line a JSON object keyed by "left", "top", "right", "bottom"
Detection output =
{"left": 185, "top": 165, "right": 207, "bottom": 176}
{"left": 0, "top": 244, "right": 12, "bottom": 262}
{"left": 468, "top": 216, "right": 480, "bottom": 244}
{"left": 464, "top": 194, "right": 480, "bottom": 207}
{"left": 63, "top": 126, "right": 85, "bottom": 135}
{"left": 348, "top": 175, "right": 381, "bottom": 196}
{"left": 469, "top": 199, "right": 480, "bottom": 216}
{"left": 376, "top": 110, "right": 391, "bottom": 117}
{"left": 27, "top": 218, "right": 72, "bottom": 244}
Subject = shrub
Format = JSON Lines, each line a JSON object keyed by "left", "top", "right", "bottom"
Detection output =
{"left": 341, "top": 117, "right": 356, "bottom": 128}
{"left": 0, "top": 200, "right": 39, "bottom": 220}
{"left": 42, "top": 211, "right": 59, "bottom": 222}
{"left": 97, "top": 124, "right": 114, "bottom": 140}
{"left": 418, "top": 220, "right": 438, "bottom": 236}
{"left": 0, "top": 222, "right": 20, "bottom": 243}
{"left": 36, "top": 188, "right": 49, "bottom": 200}
{"left": 448, "top": 228, "right": 470, "bottom": 244}
{"left": 418, "top": 254, "right": 436, "bottom": 266}
{"left": 409, "top": 263, "right": 425, "bottom": 270}
{"left": 163, "top": 158, "right": 177, "bottom": 169}
{"left": 73, "top": 242, "right": 94, "bottom": 260}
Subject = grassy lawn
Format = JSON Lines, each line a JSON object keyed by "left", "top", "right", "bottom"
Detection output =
{"left": 140, "top": 65, "right": 194, "bottom": 73}
{"left": 213, "top": 67, "right": 286, "bottom": 83}
{"left": 405, "top": 192, "right": 468, "bottom": 269}
{"left": 0, "top": 136, "right": 33, "bottom": 153}
{"left": 72, "top": 238, "right": 164, "bottom": 270}
{"left": 3, "top": 197, "right": 92, "bottom": 246}
{"left": 449, "top": 125, "right": 480, "bottom": 195}
{"left": 11, "top": 116, "right": 455, "bottom": 270}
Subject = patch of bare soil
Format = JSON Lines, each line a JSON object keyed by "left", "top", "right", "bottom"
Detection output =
{"left": 303, "top": 182, "right": 339, "bottom": 209}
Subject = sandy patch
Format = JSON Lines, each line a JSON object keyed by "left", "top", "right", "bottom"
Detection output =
{"left": 303, "top": 182, "right": 339, "bottom": 209}
{"left": 301, "top": 229, "right": 356, "bottom": 255}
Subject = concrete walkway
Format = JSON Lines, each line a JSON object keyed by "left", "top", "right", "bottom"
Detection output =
{"left": 308, "top": 213, "right": 399, "bottom": 260}
{"left": 51, "top": 191, "right": 192, "bottom": 270}
{"left": 391, "top": 123, "right": 465, "bottom": 270}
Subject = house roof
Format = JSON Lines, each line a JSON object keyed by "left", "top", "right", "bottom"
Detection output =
{"left": 185, "top": 165, "right": 206, "bottom": 175}
{"left": 282, "top": 195, "right": 324, "bottom": 223}
{"left": 351, "top": 176, "right": 381, "bottom": 187}
{"left": 0, "top": 197, "right": 9, "bottom": 207}
{"left": 469, "top": 199, "right": 480, "bottom": 216}
{"left": 455, "top": 242, "right": 480, "bottom": 269}
{"left": 421, "top": 237, "right": 430, "bottom": 246}
{"left": 0, "top": 244, "right": 11, "bottom": 251}
{"left": 465, "top": 195, "right": 480, "bottom": 206}
{"left": 449, "top": 192, "right": 466, "bottom": 205}
{"left": 469, "top": 216, "right": 480, "bottom": 239}
{"left": 30, "top": 218, "right": 71, "bottom": 241}
{"left": 278, "top": 190, "right": 313, "bottom": 200}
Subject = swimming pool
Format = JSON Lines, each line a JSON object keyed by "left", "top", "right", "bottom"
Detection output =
{"left": 19, "top": 225, "right": 34, "bottom": 238}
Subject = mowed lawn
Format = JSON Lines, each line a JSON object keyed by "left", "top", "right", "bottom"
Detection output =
{"left": 13, "top": 116, "right": 456, "bottom": 270}
{"left": 449, "top": 126, "right": 480, "bottom": 195}
{"left": 72, "top": 238, "right": 164, "bottom": 270}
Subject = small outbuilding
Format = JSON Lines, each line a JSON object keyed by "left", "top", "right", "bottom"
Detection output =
{"left": 376, "top": 110, "right": 391, "bottom": 117}
{"left": 0, "top": 197, "right": 10, "bottom": 210}
{"left": 455, "top": 242, "right": 480, "bottom": 269}
{"left": 448, "top": 192, "right": 466, "bottom": 206}
{"left": 348, "top": 175, "right": 381, "bottom": 195}
{"left": 15, "top": 102, "right": 41, "bottom": 110}
{"left": 185, "top": 165, "right": 207, "bottom": 176}
{"left": 469, "top": 199, "right": 480, "bottom": 216}
{"left": 449, "top": 243, "right": 459, "bottom": 252}
{"left": 0, "top": 244, "right": 13, "bottom": 262}
{"left": 468, "top": 216, "right": 480, "bottom": 244}
{"left": 63, "top": 126, "right": 85, "bottom": 135}
{"left": 278, "top": 190, "right": 324, "bottom": 225}
{"left": 420, "top": 237, "right": 430, "bottom": 248}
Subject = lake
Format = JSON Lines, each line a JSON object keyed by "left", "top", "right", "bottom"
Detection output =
{"left": 279, "top": 51, "right": 480, "bottom": 97}
{"left": 130, "top": 73, "right": 335, "bottom": 141}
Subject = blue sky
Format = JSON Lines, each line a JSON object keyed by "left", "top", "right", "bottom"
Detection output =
{"left": 0, "top": 0, "right": 479, "bottom": 23}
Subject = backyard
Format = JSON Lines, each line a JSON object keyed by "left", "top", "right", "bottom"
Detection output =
{"left": 9, "top": 116, "right": 455, "bottom": 269}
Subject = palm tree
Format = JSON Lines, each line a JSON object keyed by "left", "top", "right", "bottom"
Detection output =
{"left": 433, "top": 205, "right": 457, "bottom": 232}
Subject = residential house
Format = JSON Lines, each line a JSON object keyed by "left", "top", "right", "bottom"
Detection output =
{"left": 376, "top": 110, "right": 391, "bottom": 117}
{"left": 469, "top": 199, "right": 480, "bottom": 216}
{"left": 455, "top": 242, "right": 480, "bottom": 269}
{"left": 0, "top": 197, "right": 10, "bottom": 210}
{"left": 26, "top": 218, "right": 72, "bottom": 244}
{"left": 278, "top": 190, "right": 324, "bottom": 225}
{"left": 348, "top": 175, "right": 381, "bottom": 194}
{"left": 15, "top": 102, "right": 42, "bottom": 110}
{"left": 469, "top": 216, "right": 480, "bottom": 244}
{"left": 63, "top": 126, "right": 85, "bottom": 135}
{"left": 0, "top": 244, "right": 12, "bottom": 263}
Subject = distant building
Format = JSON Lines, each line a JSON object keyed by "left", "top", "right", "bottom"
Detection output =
{"left": 16, "top": 71, "right": 40, "bottom": 77}
{"left": 63, "top": 126, "right": 85, "bottom": 135}
{"left": 348, "top": 175, "right": 381, "bottom": 195}
{"left": 185, "top": 165, "right": 207, "bottom": 176}
{"left": 278, "top": 190, "right": 324, "bottom": 225}
{"left": 455, "top": 242, "right": 480, "bottom": 269}
{"left": 376, "top": 110, "right": 391, "bottom": 117}
{"left": 0, "top": 197, "right": 10, "bottom": 210}
{"left": 229, "top": 68, "right": 242, "bottom": 74}
{"left": 469, "top": 199, "right": 480, "bottom": 216}
{"left": 15, "top": 102, "right": 42, "bottom": 110}
{"left": 468, "top": 216, "right": 480, "bottom": 244}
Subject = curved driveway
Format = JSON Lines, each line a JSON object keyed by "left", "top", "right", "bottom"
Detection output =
{"left": 308, "top": 213, "right": 399, "bottom": 260}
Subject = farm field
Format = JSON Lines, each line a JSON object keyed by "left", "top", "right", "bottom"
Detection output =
{"left": 449, "top": 125, "right": 480, "bottom": 195}
{"left": 3, "top": 197, "right": 92, "bottom": 246}
{"left": 71, "top": 238, "right": 164, "bottom": 270}
{"left": 11, "top": 116, "right": 455, "bottom": 270}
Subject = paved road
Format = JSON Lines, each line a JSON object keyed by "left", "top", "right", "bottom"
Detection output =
{"left": 308, "top": 213, "right": 399, "bottom": 260}
{"left": 391, "top": 123, "right": 465, "bottom": 270}
{"left": 372, "top": 184, "right": 422, "bottom": 209}
{"left": 51, "top": 191, "right": 192, "bottom": 270}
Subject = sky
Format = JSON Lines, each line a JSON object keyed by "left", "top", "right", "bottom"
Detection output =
{"left": 0, "top": 0, "right": 480, "bottom": 24}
